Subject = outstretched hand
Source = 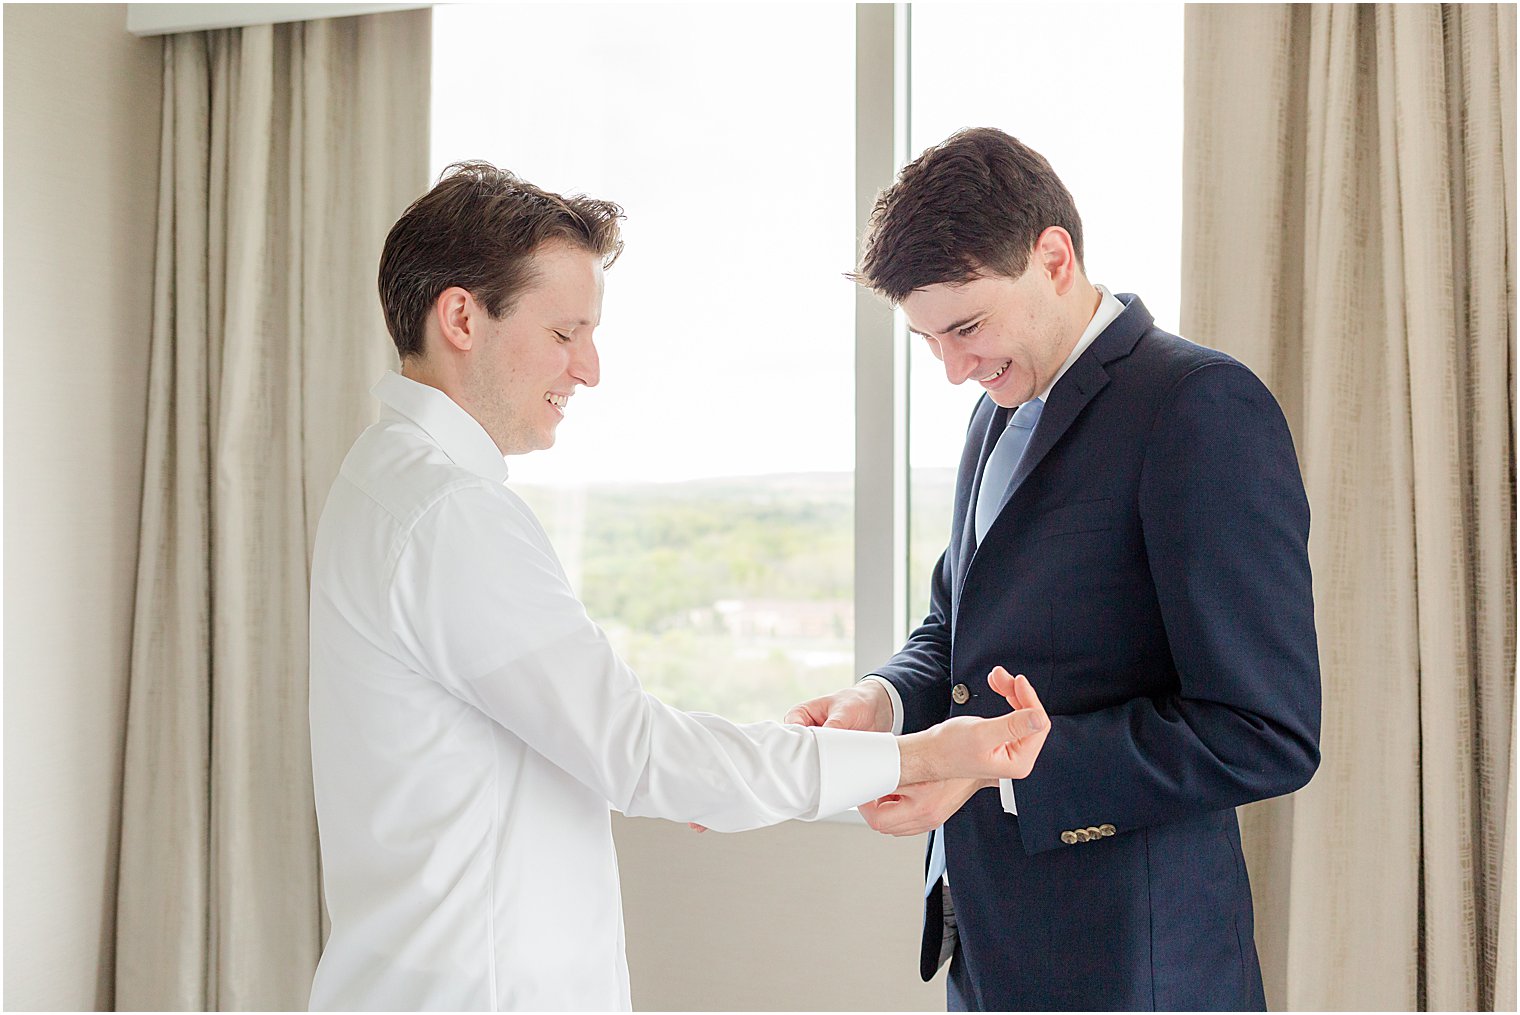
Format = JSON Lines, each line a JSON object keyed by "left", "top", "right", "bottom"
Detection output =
{"left": 897, "top": 667, "right": 1050, "bottom": 786}
{"left": 977, "top": 666, "right": 1050, "bottom": 780}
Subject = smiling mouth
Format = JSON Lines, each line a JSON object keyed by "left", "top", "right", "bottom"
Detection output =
{"left": 979, "top": 361, "right": 1011, "bottom": 384}
{"left": 546, "top": 392, "right": 568, "bottom": 414}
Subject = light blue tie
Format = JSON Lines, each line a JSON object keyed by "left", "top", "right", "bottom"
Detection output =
{"left": 973, "top": 397, "right": 1045, "bottom": 544}
{"left": 926, "top": 827, "right": 946, "bottom": 896}
{"left": 926, "top": 397, "right": 1044, "bottom": 896}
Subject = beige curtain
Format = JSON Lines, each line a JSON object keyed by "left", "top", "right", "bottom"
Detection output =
{"left": 114, "top": 11, "right": 430, "bottom": 1010}
{"left": 1183, "top": 4, "right": 1515, "bottom": 1010}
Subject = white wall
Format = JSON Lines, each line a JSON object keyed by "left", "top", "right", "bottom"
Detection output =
{"left": 615, "top": 814, "right": 946, "bottom": 1011}
{"left": 3, "top": 4, "right": 162, "bottom": 1009}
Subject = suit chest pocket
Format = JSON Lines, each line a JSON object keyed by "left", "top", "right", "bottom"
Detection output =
{"left": 1031, "top": 497, "right": 1114, "bottom": 541}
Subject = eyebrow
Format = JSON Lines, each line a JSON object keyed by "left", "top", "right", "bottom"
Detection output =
{"left": 907, "top": 314, "right": 981, "bottom": 338}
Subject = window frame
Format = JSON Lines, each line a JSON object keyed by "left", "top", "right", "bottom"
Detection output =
{"left": 852, "top": 3, "right": 914, "bottom": 669}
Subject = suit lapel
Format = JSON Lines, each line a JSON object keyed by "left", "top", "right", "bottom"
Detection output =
{"left": 949, "top": 294, "right": 1155, "bottom": 623}
{"left": 974, "top": 294, "right": 1155, "bottom": 546}
{"left": 994, "top": 355, "right": 1110, "bottom": 516}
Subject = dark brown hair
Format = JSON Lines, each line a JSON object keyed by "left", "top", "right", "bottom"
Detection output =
{"left": 853, "top": 128, "right": 1084, "bottom": 303}
{"left": 378, "top": 162, "right": 625, "bottom": 359}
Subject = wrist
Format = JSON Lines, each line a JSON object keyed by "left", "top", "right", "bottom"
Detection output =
{"left": 855, "top": 677, "right": 895, "bottom": 733}
{"left": 895, "top": 724, "right": 952, "bottom": 787}
{"left": 871, "top": 683, "right": 894, "bottom": 733}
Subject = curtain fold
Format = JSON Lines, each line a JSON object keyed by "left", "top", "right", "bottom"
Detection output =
{"left": 1183, "top": 4, "right": 1515, "bottom": 1010}
{"left": 115, "top": 11, "right": 430, "bottom": 1010}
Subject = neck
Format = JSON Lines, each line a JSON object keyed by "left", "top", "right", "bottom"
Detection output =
{"left": 1076, "top": 279, "right": 1103, "bottom": 330}
{"left": 402, "top": 355, "right": 461, "bottom": 402}
{"left": 1049, "top": 279, "right": 1102, "bottom": 367}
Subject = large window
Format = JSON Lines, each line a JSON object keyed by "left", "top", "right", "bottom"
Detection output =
{"left": 432, "top": 4, "right": 857, "bottom": 722}
{"left": 432, "top": 4, "right": 1183, "bottom": 716}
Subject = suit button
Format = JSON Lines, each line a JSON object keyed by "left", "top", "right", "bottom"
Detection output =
{"left": 1060, "top": 830, "right": 1078, "bottom": 845}
{"left": 1098, "top": 824, "right": 1116, "bottom": 837}
{"left": 1085, "top": 826, "right": 1102, "bottom": 840}
{"left": 1074, "top": 829, "right": 1091, "bottom": 843}
{"left": 951, "top": 683, "right": 970, "bottom": 705}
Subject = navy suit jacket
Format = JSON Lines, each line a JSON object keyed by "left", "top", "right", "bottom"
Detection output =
{"left": 874, "top": 295, "right": 1321, "bottom": 1011}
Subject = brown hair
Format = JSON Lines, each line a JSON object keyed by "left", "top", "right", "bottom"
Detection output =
{"left": 853, "top": 128, "right": 1084, "bottom": 303}
{"left": 378, "top": 161, "right": 625, "bottom": 359}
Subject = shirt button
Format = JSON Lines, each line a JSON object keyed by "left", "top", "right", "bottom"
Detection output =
{"left": 951, "top": 684, "right": 971, "bottom": 705}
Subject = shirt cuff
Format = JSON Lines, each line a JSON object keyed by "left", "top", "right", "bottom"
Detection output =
{"left": 858, "top": 674, "right": 904, "bottom": 735}
{"left": 809, "top": 727, "right": 900, "bottom": 818}
{"left": 999, "top": 778, "right": 1018, "bottom": 815}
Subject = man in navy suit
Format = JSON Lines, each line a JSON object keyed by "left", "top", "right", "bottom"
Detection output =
{"left": 786, "top": 128, "right": 1321, "bottom": 1010}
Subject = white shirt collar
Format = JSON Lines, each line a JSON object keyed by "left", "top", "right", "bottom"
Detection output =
{"left": 372, "top": 371, "right": 511, "bottom": 484}
{"left": 1036, "top": 283, "right": 1126, "bottom": 403}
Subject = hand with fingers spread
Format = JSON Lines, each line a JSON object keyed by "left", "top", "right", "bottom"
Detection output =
{"left": 894, "top": 667, "right": 1050, "bottom": 786}
{"left": 857, "top": 668, "right": 1046, "bottom": 835}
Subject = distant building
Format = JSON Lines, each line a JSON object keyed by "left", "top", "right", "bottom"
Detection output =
{"left": 687, "top": 598, "right": 853, "bottom": 642}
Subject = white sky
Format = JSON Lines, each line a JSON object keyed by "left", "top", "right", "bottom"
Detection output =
{"left": 431, "top": 3, "right": 1182, "bottom": 484}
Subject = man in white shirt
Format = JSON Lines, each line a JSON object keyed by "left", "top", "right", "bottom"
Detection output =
{"left": 307, "top": 161, "right": 1054, "bottom": 1011}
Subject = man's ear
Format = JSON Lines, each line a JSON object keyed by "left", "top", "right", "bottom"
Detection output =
{"left": 1034, "top": 226, "right": 1078, "bottom": 295}
{"left": 432, "top": 286, "right": 478, "bottom": 354}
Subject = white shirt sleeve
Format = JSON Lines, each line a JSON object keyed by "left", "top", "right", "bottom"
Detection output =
{"left": 390, "top": 485, "right": 901, "bottom": 831}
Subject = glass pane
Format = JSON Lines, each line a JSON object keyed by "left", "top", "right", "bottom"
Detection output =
{"left": 906, "top": 3, "right": 1184, "bottom": 623}
{"left": 432, "top": 3, "right": 857, "bottom": 722}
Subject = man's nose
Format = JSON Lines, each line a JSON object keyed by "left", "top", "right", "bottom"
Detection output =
{"left": 573, "top": 338, "right": 600, "bottom": 388}
{"left": 943, "top": 345, "right": 979, "bottom": 385}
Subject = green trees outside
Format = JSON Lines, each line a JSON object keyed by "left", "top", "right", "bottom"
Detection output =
{"left": 514, "top": 469, "right": 955, "bottom": 722}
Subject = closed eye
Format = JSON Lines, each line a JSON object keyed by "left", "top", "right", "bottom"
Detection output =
{"left": 956, "top": 321, "right": 982, "bottom": 338}
{"left": 552, "top": 330, "right": 572, "bottom": 343}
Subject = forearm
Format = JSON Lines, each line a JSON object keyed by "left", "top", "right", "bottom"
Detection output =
{"left": 897, "top": 724, "right": 976, "bottom": 787}
{"left": 460, "top": 627, "right": 902, "bottom": 830}
{"left": 897, "top": 745, "right": 999, "bottom": 792}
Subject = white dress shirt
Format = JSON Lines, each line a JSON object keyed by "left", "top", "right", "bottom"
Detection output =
{"left": 308, "top": 371, "right": 900, "bottom": 1011}
{"left": 863, "top": 285, "right": 1127, "bottom": 814}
